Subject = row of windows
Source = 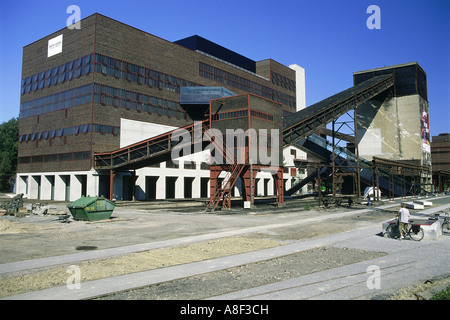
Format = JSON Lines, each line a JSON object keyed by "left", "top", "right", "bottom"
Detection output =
{"left": 199, "top": 62, "right": 296, "bottom": 108}
{"left": 211, "top": 109, "right": 248, "bottom": 121}
{"left": 18, "top": 151, "right": 91, "bottom": 164}
{"left": 21, "top": 54, "right": 93, "bottom": 95}
{"left": 20, "top": 84, "right": 92, "bottom": 118}
{"left": 18, "top": 123, "right": 120, "bottom": 143}
{"left": 211, "top": 109, "right": 274, "bottom": 122}
{"left": 94, "top": 53, "right": 201, "bottom": 93}
{"left": 271, "top": 71, "right": 296, "bottom": 92}
{"left": 93, "top": 83, "right": 187, "bottom": 120}
{"left": 199, "top": 63, "right": 271, "bottom": 98}
{"left": 250, "top": 110, "right": 275, "bottom": 122}
{"left": 19, "top": 81, "right": 188, "bottom": 121}
{"left": 431, "top": 150, "right": 450, "bottom": 154}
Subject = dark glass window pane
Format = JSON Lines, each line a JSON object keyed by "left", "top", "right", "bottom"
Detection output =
{"left": 395, "top": 66, "right": 417, "bottom": 96}
{"left": 51, "top": 66, "right": 58, "bottom": 76}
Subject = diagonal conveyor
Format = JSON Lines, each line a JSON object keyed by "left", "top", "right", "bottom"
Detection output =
{"left": 282, "top": 74, "right": 393, "bottom": 146}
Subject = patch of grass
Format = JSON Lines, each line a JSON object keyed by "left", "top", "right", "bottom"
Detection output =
{"left": 431, "top": 285, "right": 450, "bottom": 300}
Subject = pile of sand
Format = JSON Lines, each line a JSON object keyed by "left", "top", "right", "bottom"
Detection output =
{"left": 0, "top": 218, "right": 25, "bottom": 234}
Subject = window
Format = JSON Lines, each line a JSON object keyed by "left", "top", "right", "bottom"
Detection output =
{"left": 51, "top": 66, "right": 58, "bottom": 77}
{"left": 81, "top": 64, "right": 91, "bottom": 76}
{"left": 73, "top": 151, "right": 91, "bottom": 160}
{"left": 21, "top": 54, "right": 93, "bottom": 94}
{"left": 82, "top": 124, "right": 89, "bottom": 133}
{"left": 58, "top": 73, "right": 65, "bottom": 83}
{"left": 58, "top": 153, "right": 73, "bottom": 161}
{"left": 66, "top": 61, "right": 74, "bottom": 70}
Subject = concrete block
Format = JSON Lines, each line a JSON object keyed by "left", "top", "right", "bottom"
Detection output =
{"left": 382, "top": 217, "right": 442, "bottom": 240}
{"left": 413, "top": 200, "right": 432, "bottom": 206}
{"left": 410, "top": 218, "right": 442, "bottom": 240}
{"left": 402, "top": 201, "right": 424, "bottom": 210}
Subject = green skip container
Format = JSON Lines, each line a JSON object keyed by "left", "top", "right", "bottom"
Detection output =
{"left": 67, "top": 196, "right": 116, "bottom": 221}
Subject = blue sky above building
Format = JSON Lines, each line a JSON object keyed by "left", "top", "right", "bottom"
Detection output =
{"left": 1, "top": 0, "right": 448, "bottom": 137}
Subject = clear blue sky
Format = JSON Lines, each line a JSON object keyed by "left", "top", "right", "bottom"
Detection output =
{"left": 1, "top": 0, "right": 449, "bottom": 137}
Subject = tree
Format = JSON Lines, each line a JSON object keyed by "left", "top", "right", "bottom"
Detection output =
{"left": 0, "top": 118, "right": 18, "bottom": 191}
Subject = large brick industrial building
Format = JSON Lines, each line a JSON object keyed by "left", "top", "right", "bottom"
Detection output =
{"left": 16, "top": 13, "right": 306, "bottom": 201}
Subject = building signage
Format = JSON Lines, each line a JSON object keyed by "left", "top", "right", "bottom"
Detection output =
{"left": 48, "top": 34, "right": 63, "bottom": 58}
{"left": 420, "top": 108, "right": 431, "bottom": 153}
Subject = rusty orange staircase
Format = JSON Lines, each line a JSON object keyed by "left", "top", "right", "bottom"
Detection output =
{"left": 205, "top": 162, "right": 246, "bottom": 212}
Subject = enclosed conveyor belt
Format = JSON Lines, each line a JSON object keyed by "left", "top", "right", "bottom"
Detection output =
{"left": 282, "top": 74, "right": 394, "bottom": 146}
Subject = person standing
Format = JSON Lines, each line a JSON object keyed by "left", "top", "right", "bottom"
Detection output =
{"left": 397, "top": 203, "right": 411, "bottom": 239}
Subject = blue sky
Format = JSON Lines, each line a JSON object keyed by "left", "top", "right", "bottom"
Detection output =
{"left": 1, "top": 0, "right": 449, "bottom": 137}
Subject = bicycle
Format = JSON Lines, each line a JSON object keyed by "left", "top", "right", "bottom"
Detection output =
{"left": 441, "top": 211, "right": 450, "bottom": 232}
{"left": 385, "top": 219, "right": 424, "bottom": 241}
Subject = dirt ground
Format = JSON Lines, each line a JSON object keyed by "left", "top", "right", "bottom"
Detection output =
{"left": 97, "top": 246, "right": 387, "bottom": 300}
{"left": 0, "top": 195, "right": 448, "bottom": 300}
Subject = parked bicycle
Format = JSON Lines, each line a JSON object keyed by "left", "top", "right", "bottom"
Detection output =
{"left": 385, "top": 219, "right": 424, "bottom": 241}
{"left": 441, "top": 211, "right": 450, "bottom": 232}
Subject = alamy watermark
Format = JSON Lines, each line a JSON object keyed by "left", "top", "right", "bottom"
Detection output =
{"left": 367, "top": 5, "right": 381, "bottom": 30}
{"left": 67, "top": 5, "right": 81, "bottom": 29}
{"left": 66, "top": 265, "right": 81, "bottom": 289}
{"left": 366, "top": 265, "right": 381, "bottom": 290}
{"left": 170, "top": 122, "right": 281, "bottom": 170}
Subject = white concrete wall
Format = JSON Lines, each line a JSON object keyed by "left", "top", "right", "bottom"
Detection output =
{"left": 120, "top": 118, "right": 176, "bottom": 148}
{"left": 289, "top": 64, "right": 306, "bottom": 112}
{"left": 357, "top": 94, "right": 427, "bottom": 164}
{"left": 16, "top": 170, "right": 98, "bottom": 202}
{"left": 16, "top": 153, "right": 308, "bottom": 202}
{"left": 289, "top": 63, "right": 308, "bottom": 188}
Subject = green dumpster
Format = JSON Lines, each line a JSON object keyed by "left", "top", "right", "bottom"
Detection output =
{"left": 67, "top": 196, "right": 116, "bottom": 221}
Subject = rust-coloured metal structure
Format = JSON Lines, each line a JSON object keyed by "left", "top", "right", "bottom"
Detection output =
{"left": 205, "top": 93, "right": 284, "bottom": 212}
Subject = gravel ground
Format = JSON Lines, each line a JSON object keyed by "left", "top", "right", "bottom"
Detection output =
{"left": 97, "top": 246, "right": 386, "bottom": 300}
{"left": 1, "top": 194, "right": 448, "bottom": 300}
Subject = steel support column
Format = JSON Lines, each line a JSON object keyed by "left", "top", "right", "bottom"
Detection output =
{"left": 109, "top": 169, "right": 115, "bottom": 201}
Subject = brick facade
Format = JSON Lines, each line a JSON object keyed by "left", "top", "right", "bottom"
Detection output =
{"left": 18, "top": 13, "right": 296, "bottom": 174}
